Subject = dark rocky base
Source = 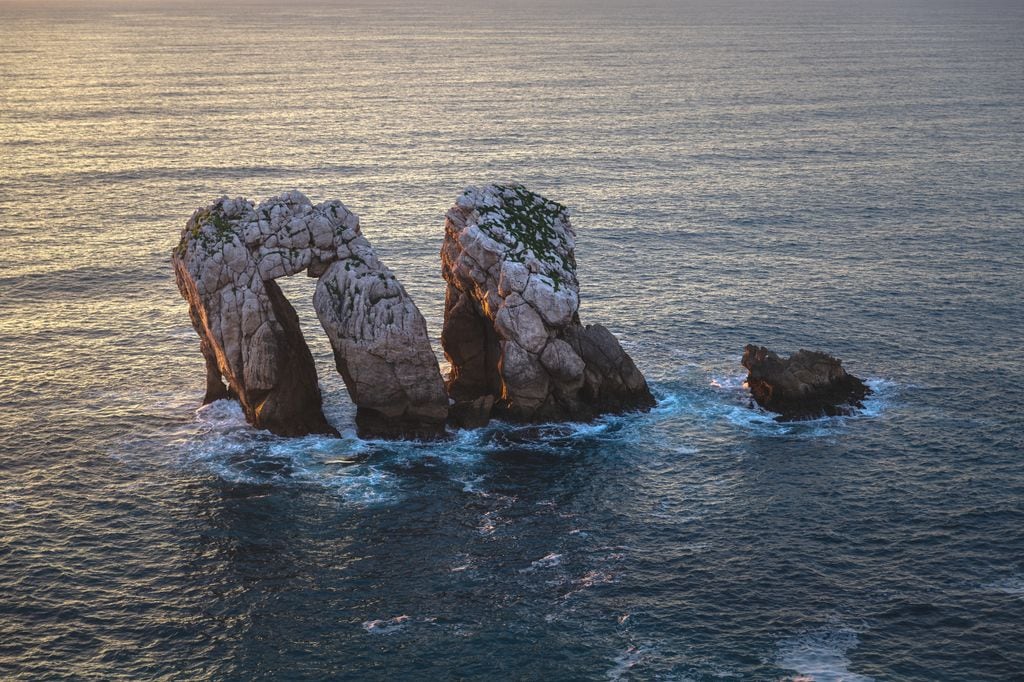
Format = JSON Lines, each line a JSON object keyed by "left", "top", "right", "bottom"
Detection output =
{"left": 449, "top": 395, "right": 496, "bottom": 430}
{"left": 354, "top": 409, "right": 448, "bottom": 441}
{"left": 742, "top": 344, "right": 871, "bottom": 422}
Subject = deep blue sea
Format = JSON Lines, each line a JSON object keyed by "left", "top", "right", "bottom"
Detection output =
{"left": 1, "top": 0, "right": 1022, "bottom": 679}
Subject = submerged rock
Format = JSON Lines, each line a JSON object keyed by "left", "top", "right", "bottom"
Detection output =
{"left": 741, "top": 344, "right": 871, "bottom": 420}
{"left": 173, "top": 191, "right": 447, "bottom": 438}
{"left": 441, "top": 184, "right": 655, "bottom": 423}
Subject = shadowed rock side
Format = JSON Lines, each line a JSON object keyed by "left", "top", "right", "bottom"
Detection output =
{"left": 441, "top": 184, "right": 655, "bottom": 425}
{"left": 172, "top": 191, "right": 447, "bottom": 438}
{"left": 741, "top": 344, "right": 871, "bottom": 421}
{"left": 172, "top": 193, "right": 342, "bottom": 436}
{"left": 314, "top": 244, "right": 448, "bottom": 440}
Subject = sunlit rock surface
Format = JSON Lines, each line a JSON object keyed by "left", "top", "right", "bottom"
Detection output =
{"left": 441, "top": 184, "right": 655, "bottom": 423}
{"left": 741, "top": 344, "right": 871, "bottom": 420}
{"left": 314, "top": 243, "right": 449, "bottom": 440}
{"left": 172, "top": 191, "right": 447, "bottom": 438}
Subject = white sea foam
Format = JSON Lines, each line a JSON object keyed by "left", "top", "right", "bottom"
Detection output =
{"left": 722, "top": 402, "right": 791, "bottom": 431}
{"left": 194, "top": 398, "right": 249, "bottom": 430}
{"left": 650, "top": 391, "right": 685, "bottom": 415}
{"left": 858, "top": 378, "right": 898, "bottom": 418}
{"left": 709, "top": 374, "right": 747, "bottom": 391}
{"left": 361, "top": 615, "right": 411, "bottom": 635}
{"left": 181, "top": 374, "right": 897, "bottom": 507}
{"left": 319, "top": 465, "right": 400, "bottom": 507}
{"left": 522, "top": 552, "right": 563, "bottom": 572}
{"left": 563, "top": 421, "right": 611, "bottom": 438}
{"left": 775, "top": 625, "right": 873, "bottom": 682}
{"left": 704, "top": 372, "right": 899, "bottom": 438}
{"left": 606, "top": 645, "right": 647, "bottom": 680}
{"left": 184, "top": 400, "right": 399, "bottom": 505}
{"left": 179, "top": 384, "right": 711, "bottom": 508}
{"left": 458, "top": 475, "right": 486, "bottom": 494}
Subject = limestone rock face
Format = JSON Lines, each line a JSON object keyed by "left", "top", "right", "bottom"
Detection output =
{"left": 314, "top": 243, "right": 449, "bottom": 440}
{"left": 173, "top": 191, "right": 447, "bottom": 438}
{"left": 441, "top": 184, "right": 655, "bottom": 423}
{"left": 172, "top": 192, "right": 346, "bottom": 436}
{"left": 741, "top": 345, "right": 871, "bottom": 420}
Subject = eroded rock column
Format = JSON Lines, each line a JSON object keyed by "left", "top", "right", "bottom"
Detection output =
{"left": 441, "top": 184, "right": 655, "bottom": 424}
{"left": 314, "top": 238, "right": 449, "bottom": 440}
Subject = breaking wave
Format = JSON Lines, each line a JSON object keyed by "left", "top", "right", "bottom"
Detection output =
{"left": 175, "top": 370, "right": 898, "bottom": 506}
{"left": 774, "top": 623, "right": 874, "bottom": 682}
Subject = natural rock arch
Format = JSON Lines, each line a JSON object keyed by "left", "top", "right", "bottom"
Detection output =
{"left": 174, "top": 186, "right": 656, "bottom": 439}
{"left": 172, "top": 191, "right": 448, "bottom": 439}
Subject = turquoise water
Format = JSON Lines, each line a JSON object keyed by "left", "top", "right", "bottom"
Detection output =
{"left": 1, "top": 1, "right": 1022, "bottom": 678}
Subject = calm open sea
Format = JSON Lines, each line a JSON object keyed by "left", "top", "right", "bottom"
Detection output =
{"left": 1, "top": 0, "right": 1022, "bottom": 678}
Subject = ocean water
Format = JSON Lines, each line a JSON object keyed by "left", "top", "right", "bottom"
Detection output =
{"left": 1, "top": 0, "right": 1022, "bottom": 678}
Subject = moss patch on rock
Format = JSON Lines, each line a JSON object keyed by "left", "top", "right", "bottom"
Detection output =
{"left": 470, "top": 184, "right": 573, "bottom": 288}
{"left": 177, "top": 204, "right": 240, "bottom": 256}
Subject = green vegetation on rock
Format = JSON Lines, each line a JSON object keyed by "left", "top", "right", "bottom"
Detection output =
{"left": 471, "top": 184, "right": 573, "bottom": 289}
{"left": 176, "top": 204, "right": 239, "bottom": 256}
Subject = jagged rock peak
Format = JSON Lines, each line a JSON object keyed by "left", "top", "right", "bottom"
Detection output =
{"left": 741, "top": 344, "right": 872, "bottom": 421}
{"left": 442, "top": 184, "right": 655, "bottom": 424}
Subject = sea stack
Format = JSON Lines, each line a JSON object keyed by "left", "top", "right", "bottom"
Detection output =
{"left": 741, "top": 344, "right": 871, "bottom": 421}
{"left": 440, "top": 184, "right": 655, "bottom": 425}
{"left": 172, "top": 192, "right": 448, "bottom": 439}
{"left": 313, "top": 243, "right": 450, "bottom": 440}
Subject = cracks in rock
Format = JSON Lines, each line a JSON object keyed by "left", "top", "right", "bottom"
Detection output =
{"left": 175, "top": 192, "right": 448, "bottom": 439}
{"left": 442, "top": 185, "right": 654, "bottom": 423}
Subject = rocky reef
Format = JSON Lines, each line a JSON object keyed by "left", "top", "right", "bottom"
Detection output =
{"left": 741, "top": 344, "right": 871, "bottom": 421}
{"left": 441, "top": 184, "right": 655, "bottom": 424}
{"left": 172, "top": 191, "right": 448, "bottom": 439}
{"left": 175, "top": 188, "right": 881, "bottom": 437}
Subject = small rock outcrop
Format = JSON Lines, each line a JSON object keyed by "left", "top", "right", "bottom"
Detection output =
{"left": 441, "top": 184, "right": 655, "bottom": 423}
{"left": 741, "top": 345, "right": 871, "bottom": 420}
{"left": 173, "top": 191, "right": 447, "bottom": 439}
